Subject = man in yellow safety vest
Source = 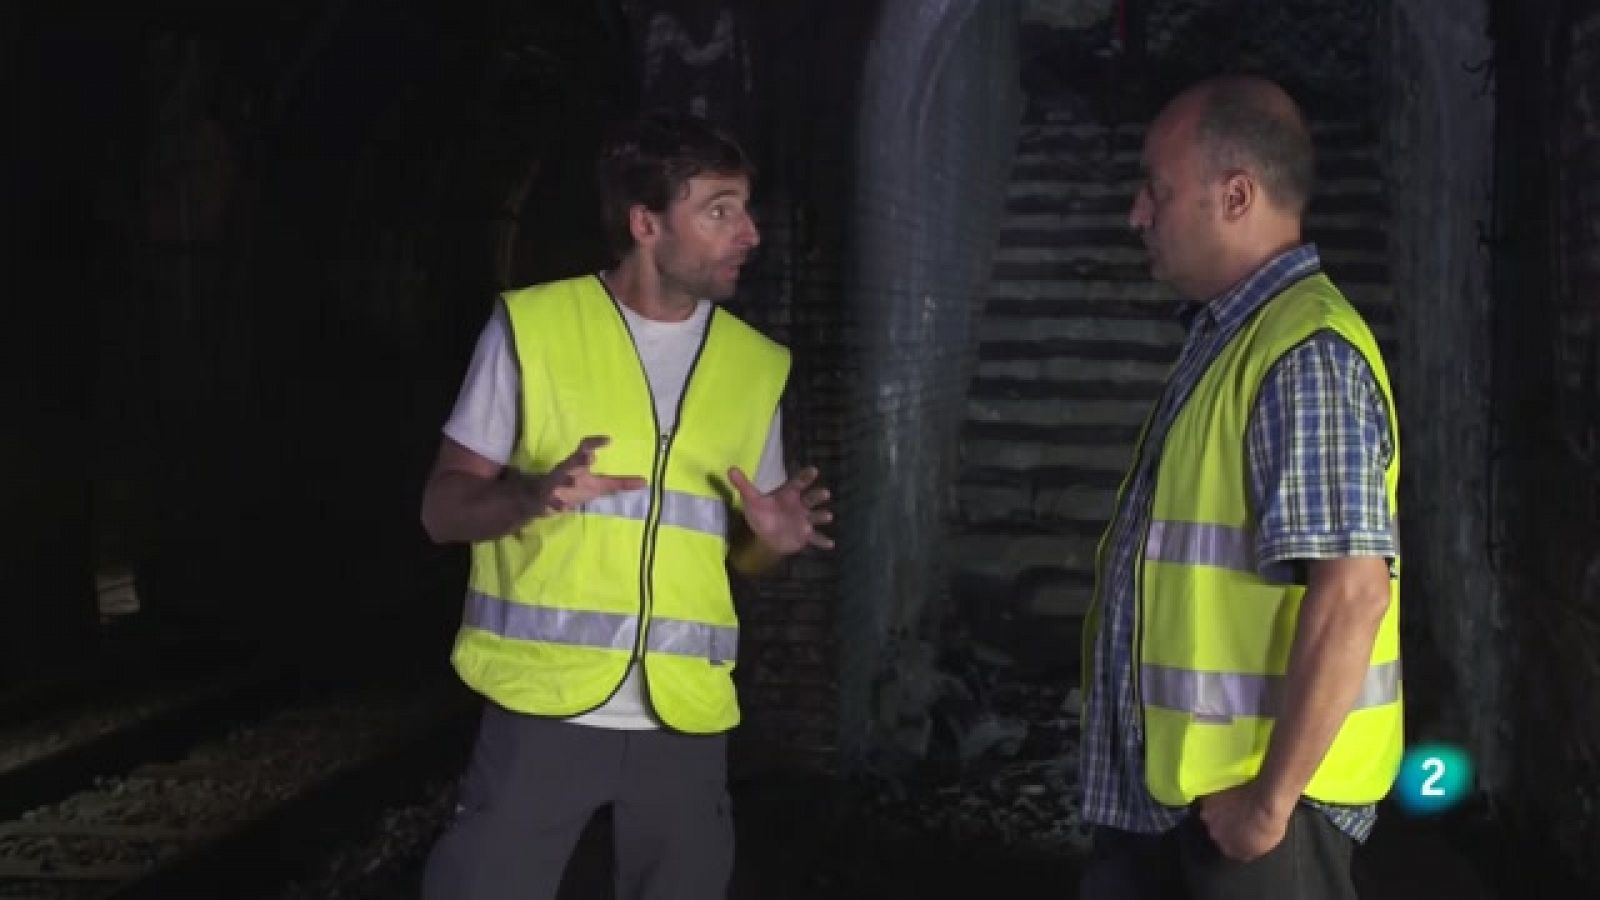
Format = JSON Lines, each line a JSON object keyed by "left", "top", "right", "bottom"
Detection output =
{"left": 419, "top": 109, "right": 833, "bottom": 900}
{"left": 1078, "top": 75, "right": 1403, "bottom": 899}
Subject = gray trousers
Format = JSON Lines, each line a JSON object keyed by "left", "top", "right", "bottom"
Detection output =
{"left": 421, "top": 703, "right": 732, "bottom": 900}
{"left": 1080, "top": 805, "right": 1359, "bottom": 900}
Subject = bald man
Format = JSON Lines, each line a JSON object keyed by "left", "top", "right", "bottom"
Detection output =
{"left": 1076, "top": 76, "right": 1404, "bottom": 898}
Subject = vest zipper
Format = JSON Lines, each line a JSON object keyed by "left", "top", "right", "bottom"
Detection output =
{"left": 633, "top": 315, "right": 716, "bottom": 731}
{"left": 578, "top": 275, "right": 668, "bottom": 715}
{"left": 599, "top": 277, "right": 716, "bottom": 729}
{"left": 1132, "top": 514, "right": 1151, "bottom": 740}
{"left": 636, "top": 430, "right": 673, "bottom": 661}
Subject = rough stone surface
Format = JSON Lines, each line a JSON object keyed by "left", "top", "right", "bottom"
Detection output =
{"left": 838, "top": 0, "right": 1026, "bottom": 769}
{"left": 1379, "top": 0, "right": 1504, "bottom": 799}
{"left": 1146, "top": 0, "right": 1382, "bottom": 107}
{"left": 1490, "top": 1, "right": 1600, "bottom": 890}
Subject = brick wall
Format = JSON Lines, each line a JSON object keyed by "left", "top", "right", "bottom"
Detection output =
{"left": 623, "top": 0, "right": 885, "bottom": 767}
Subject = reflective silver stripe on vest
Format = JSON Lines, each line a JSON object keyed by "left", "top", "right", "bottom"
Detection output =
{"left": 646, "top": 617, "right": 740, "bottom": 664}
{"left": 1145, "top": 521, "right": 1255, "bottom": 572}
{"left": 465, "top": 590, "right": 637, "bottom": 650}
{"left": 658, "top": 491, "right": 729, "bottom": 538}
{"left": 580, "top": 488, "right": 728, "bottom": 538}
{"left": 1140, "top": 659, "right": 1402, "bottom": 723}
{"left": 1145, "top": 520, "right": 1403, "bottom": 573}
{"left": 465, "top": 592, "right": 737, "bottom": 663}
{"left": 581, "top": 488, "right": 652, "bottom": 524}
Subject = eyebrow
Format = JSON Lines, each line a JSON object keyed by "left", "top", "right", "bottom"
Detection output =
{"left": 699, "top": 189, "right": 743, "bottom": 206}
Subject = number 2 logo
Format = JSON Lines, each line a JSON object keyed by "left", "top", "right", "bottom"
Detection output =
{"left": 1420, "top": 756, "right": 1446, "bottom": 797}
{"left": 1397, "top": 743, "right": 1470, "bottom": 814}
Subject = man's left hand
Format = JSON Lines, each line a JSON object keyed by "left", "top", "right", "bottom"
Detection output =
{"left": 729, "top": 465, "right": 834, "bottom": 555}
{"left": 1196, "top": 782, "right": 1292, "bottom": 862}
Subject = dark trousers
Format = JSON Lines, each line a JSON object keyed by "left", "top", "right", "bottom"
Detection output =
{"left": 1080, "top": 805, "right": 1358, "bottom": 900}
{"left": 421, "top": 704, "right": 732, "bottom": 900}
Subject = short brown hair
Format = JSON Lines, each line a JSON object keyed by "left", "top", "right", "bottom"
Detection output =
{"left": 596, "top": 110, "right": 756, "bottom": 258}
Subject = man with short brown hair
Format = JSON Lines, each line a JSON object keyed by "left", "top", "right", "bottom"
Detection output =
{"left": 420, "top": 109, "right": 833, "bottom": 900}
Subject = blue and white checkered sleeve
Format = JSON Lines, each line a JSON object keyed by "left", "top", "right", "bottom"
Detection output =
{"left": 1247, "top": 332, "right": 1397, "bottom": 585}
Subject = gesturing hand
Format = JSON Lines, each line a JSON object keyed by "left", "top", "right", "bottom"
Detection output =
{"left": 728, "top": 465, "right": 835, "bottom": 556}
{"left": 516, "top": 435, "right": 646, "bottom": 519}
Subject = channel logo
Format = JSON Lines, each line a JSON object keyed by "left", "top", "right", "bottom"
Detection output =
{"left": 1394, "top": 742, "right": 1473, "bottom": 816}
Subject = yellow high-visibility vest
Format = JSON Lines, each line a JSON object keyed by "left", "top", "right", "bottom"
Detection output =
{"left": 1083, "top": 271, "right": 1404, "bottom": 806}
{"left": 450, "top": 275, "right": 789, "bottom": 734}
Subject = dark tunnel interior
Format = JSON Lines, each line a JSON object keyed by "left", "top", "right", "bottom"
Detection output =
{"left": 2, "top": 0, "right": 1598, "bottom": 897}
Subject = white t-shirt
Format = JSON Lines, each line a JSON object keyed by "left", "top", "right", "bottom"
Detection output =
{"left": 442, "top": 290, "right": 787, "bottom": 730}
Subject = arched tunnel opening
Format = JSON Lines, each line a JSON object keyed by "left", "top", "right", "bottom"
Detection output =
{"left": 1, "top": 0, "right": 1597, "bottom": 897}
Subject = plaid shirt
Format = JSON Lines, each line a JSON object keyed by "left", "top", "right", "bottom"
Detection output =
{"left": 1078, "top": 244, "right": 1396, "bottom": 842}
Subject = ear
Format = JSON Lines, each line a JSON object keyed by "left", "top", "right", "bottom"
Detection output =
{"left": 1221, "top": 170, "right": 1255, "bottom": 222}
{"left": 628, "top": 204, "right": 660, "bottom": 247}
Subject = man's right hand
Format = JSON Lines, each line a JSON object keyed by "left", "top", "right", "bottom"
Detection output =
{"left": 512, "top": 435, "right": 647, "bottom": 520}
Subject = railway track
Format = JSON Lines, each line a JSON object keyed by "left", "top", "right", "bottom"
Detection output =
{"left": 0, "top": 661, "right": 298, "bottom": 828}
{"left": 0, "top": 667, "right": 476, "bottom": 900}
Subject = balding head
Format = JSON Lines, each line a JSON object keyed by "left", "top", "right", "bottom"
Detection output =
{"left": 1177, "top": 75, "right": 1316, "bottom": 216}
{"left": 1130, "top": 75, "right": 1314, "bottom": 301}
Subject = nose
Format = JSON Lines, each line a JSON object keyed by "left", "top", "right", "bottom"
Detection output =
{"left": 740, "top": 210, "right": 761, "bottom": 249}
{"left": 1129, "top": 185, "right": 1152, "bottom": 233}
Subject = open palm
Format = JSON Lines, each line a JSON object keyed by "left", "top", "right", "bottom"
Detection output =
{"left": 729, "top": 466, "right": 834, "bottom": 555}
